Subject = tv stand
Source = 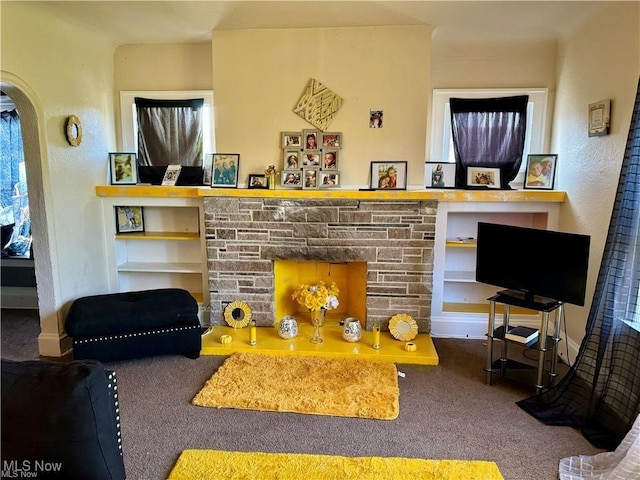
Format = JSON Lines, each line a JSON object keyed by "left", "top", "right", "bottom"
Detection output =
{"left": 485, "top": 293, "right": 563, "bottom": 393}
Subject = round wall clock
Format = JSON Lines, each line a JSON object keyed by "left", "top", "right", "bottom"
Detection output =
{"left": 66, "top": 115, "right": 82, "bottom": 146}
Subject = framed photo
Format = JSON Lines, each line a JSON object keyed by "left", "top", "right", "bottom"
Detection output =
{"left": 115, "top": 206, "right": 144, "bottom": 234}
{"left": 281, "top": 132, "right": 302, "bottom": 148}
{"left": 283, "top": 149, "right": 300, "bottom": 169}
{"left": 370, "top": 161, "right": 407, "bottom": 190}
{"left": 109, "top": 152, "right": 138, "bottom": 185}
{"left": 425, "top": 162, "right": 456, "bottom": 189}
{"left": 248, "top": 174, "right": 269, "bottom": 189}
{"left": 211, "top": 153, "right": 240, "bottom": 188}
{"left": 302, "top": 167, "right": 319, "bottom": 189}
{"left": 466, "top": 166, "right": 501, "bottom": 189}
{"left": 162, "top": 164, "right": 182, "bottom": 186}
{"left": 524, "top": 154, "right": 557, "bottom": 190}
{"left": 588, "top": 99, "right": 610, "bottom": 137}
{"left": 322, "top": 150, "right": 339, "bottom": 170}
{"left": 301, "top": 151, "right": 321, "bottom": 167}
{"left": 281, "top": 170, "right": 302, "bottom": 188}
{"left": 370, "top": 109, "right": 383, "bottom": 128}
{"left": 321, "top": 132, "right": 342, "bottom": 148}
{"left": 302, "top": 129, "right": 320, "bottom": 150}
{"left": 203, "top": 153, "right": 214, "bottom": 185}
{"left": 320, "top": 171, "right": 340, "bottom": 188}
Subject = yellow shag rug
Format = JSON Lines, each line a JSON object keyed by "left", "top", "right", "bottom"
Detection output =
{"left": 168, "top": 450, "right": 505, "bottom": 480}
{"left": 192, "top": 352, "right": 399, "bottom": 420}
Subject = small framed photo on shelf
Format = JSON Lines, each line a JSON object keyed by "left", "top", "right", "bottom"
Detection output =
{"left": 466, "top": 166, "right": 501, "bottom": 189}
{"left": 248, "top": 174, "right": 269, "bottom": 189}
{"left": 524, "top": 154, "right": 557, "bottom": 190}
{"left": 211, "top": 153, "right": 240, "bottom": 188}
{"left": 321, "top": 132, "right": 342, "bottom": 148}
{"left": 322, "top": 150, "right": 339, "bottom": 170}
{"left": 162, "top": 165, "right": 182, "bottom": 186}
{"left": 301, "top": 151, "right": 321, "bottom": 167}
{"left": 425, "top": 162, "right": 456, "bottom": 189}
{"left": 202, "top": 153, "right": 214, "bottom": 185}
{"left": 281, "top": 132, "right": 302, "bottom": 148}
{"left": 109, "top": 152, "right": 138, "bottom": 185}
{"left": 115, "top": 206, "right": 144, "bottom": 234}
{"left": 302, "top": 167, "right": 319, "bottom": 189}
{"left": 302, "top": 129, "right": 320, "bottom": 150}
{"left": 283, "top": 150, "right": 300, "bottom": 169}
{"left": 370, "top": 161, "right": 407, "bottom": 190}
{"left": 320, "top": 171, "right": 340, "bottom": 188}
{"left": 588, "top": 99, "right": 610, "bottom": 137}
{"left": 281, "top": 170, "right": 302, "bottom": 188}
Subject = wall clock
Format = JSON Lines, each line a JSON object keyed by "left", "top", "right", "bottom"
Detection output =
{"left": 66, "top": 115, "right": 82, "bottom": 146}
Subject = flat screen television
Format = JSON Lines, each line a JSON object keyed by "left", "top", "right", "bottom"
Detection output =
{"left": 475, "top": 222, "right": 591, "bottom": 306}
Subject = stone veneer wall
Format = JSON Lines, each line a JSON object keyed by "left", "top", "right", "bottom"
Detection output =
{"left": 204, "top": 197, "right": 437, "bottom": 331}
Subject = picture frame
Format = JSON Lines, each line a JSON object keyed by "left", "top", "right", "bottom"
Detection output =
{"left": 425, "top": 162, "right": 456, "bottom": 189}
{"left": 281, "top": 170, "right": 302, "bottom": 188}
{"left": 115, "top": 206, "right": 144, "bottom": 234}
{"left": 283, "top": 149, "right": 300, "bottom": 169}
{"left": 319, "top": 171, "right": 340, "bottom": 188}
{"left": 322, "top": 149, "right": 339, "bottom": 170}
{"left": 302, "top": 129, "right": 320, "bottom": 150}
{"left": 162, "top": 164, "right": 182, "bottom": 186}
{"left": 302, "top": 167, "right": 319, "bottom": 189}
{"left": 369, "top": 161, "right": 408, "bottom": 190}
{"left": 211, "top": 153, "right": 240, "bottom": 188}
{"left": 523, "top": 154, "right": 558, "bottom": 190}
{"left": 203, "top": 153, "right": 214, "bottom": 185}
{"left": 248, "top": 174, "right": 269, "bottom": 189}
{"left": 109, "top": 152, "right": 138, "bottom": 185}
{"left": 588, "top": 99, "right": 610, "bottom": 137}
{"left": 281, "top": 132, "right": 303, "bottom": 149}
{"left": 301, "top": 151, "right": 321, "bottom": 167}
{"left": 369, "top": 109, "right": 383, "bottom": 128}
{"left": 466, "top": 166, "right": 501, "bottom": 189}
{"left": 321, "top": 132, "right": 342, "bottom": 148}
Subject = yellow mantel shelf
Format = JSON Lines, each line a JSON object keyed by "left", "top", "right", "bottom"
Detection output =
{"left": 201, "top": 322, "right": 439, "bottom": 365}
{"left": 96, "top": 185, "right": 566, "bottom": 203}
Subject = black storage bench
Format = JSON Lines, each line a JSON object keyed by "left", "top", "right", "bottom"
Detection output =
{"left": 66, "top": 288, "right": 201, "bottom": 362}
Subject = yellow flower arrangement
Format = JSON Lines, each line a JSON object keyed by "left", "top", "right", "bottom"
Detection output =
{"left": 292, "top": 281, "right": 339, "bottom": 312}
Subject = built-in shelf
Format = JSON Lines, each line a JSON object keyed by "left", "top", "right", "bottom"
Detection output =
{"left": 116, "top": 261, "right": 202, "bottom": 273}
{"left": 116, "top": 231, "right": 199, "bottom": 241}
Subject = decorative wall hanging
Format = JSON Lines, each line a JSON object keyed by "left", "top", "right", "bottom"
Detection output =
{"left": 224, "top": 301, "right": 252, "bottom": 328}
{"left": 293, "top": 78, "right": 344, "bottom": 131}
{"left": 588, "top": 99, "right": 611, "bottom": 137}
{"left": 66, "top": 115, "right": 82, "bottom": 146}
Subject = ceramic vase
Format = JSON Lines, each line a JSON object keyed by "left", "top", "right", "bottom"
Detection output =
{"left": 342, "top": 317, "right": 362, "bottom": 343}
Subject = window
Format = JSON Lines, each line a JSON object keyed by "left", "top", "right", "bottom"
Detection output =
{"left": 428, "top": 88, "right": 548, "bottom": 186}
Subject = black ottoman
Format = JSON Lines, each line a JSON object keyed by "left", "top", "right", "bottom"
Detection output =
{"left": 66, "top": 288, "right": 201, "bottom": 362}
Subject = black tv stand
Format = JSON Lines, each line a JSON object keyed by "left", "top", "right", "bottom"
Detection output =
{"left": 496, "top": 289, "right": 561, "bottom": 311}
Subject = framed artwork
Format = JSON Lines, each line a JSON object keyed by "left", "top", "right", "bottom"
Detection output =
{"left": 281, "top": 132, "right": 303, "bottom": 148}
{"left": 283, "top": 150, "right": 300, "bottom": 169}
{"left": 281, "top": 170, "right": 302, "bottom": 188}
{"left": 321, "top": 132, "right": 342, "bottom": 148}
{"left": 211, "top": 153, "right": 240, "bottom": 188}
{"left": 203, "top": 153, "right": 214, "bottom": 185}
{"left": 301, "top": 151, "right": 321, "bottom": 167}
{"left": 248, "top": 174, "right": 269, "bottom": 189}
{"left": 302, "top": 129, "right": 320, "bottom": 150}
{"left": 320, "top": 171, "right": 340, "bottom": 188}
{"left": 322, "top": 150, "right": 339, "bottom": 170}
{"left": 425, "top": 162, "right": 456, "bottom": 189}
{"left": 115, "top": 206, "right": 144, "bottom": 234}
{"left": 466, "top": 166, "right": 501, "bottom": 189}
{"left": 524, "top": 154, "right": 557, "bottom": 190}
{"left": 369, "top": 109, "right": 383, "bottom": 128}
{"left": 588, "top": 99, "right": 610, "bottom": 137}
{"left": 370, "top": 161, "right": 407, "bottom": 190}
{"left": 109, "top": 152, "right": 138, "bottom": 185}
{"left": 302, "top": 167, "right": 319, "bottom": 189}
{"left": 162, "top": 165, "right": 182, "bottom": 186}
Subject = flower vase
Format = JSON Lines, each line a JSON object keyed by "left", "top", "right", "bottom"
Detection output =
{"left": 309, "top": 309, "right": 325, "bottom": 344}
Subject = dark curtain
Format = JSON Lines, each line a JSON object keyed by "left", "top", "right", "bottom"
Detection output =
{"left": 518, "top": 80, "right": 640, "bottom": 451}
{"left": 450, "top": 96, "right": 528, "bottom": 189}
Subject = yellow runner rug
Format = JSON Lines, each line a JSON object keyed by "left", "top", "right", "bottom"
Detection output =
{"left": 192, "top": 352, "right": 399, "bottom": 420}
{"left": 168, "top": 450, "right": 505, "bottom": 480}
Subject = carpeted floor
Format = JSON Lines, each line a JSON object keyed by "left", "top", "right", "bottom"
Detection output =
{"left": 192, "top": 353, "right": 399, "bottom": 420}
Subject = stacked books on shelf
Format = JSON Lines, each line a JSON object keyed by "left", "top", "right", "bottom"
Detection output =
{"left": 505, "top": 325, "right": 539, "bottom": 344}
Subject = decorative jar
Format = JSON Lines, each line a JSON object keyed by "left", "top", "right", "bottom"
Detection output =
{"left": 342, "top": 317, "right": 362, "bottom": 343}
{"left": 278, "top": 315, "right": 298, "bottom": 339}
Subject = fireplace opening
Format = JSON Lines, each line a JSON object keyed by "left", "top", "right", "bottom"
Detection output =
{"left": 274, "top": 260, "right": 367, "bottom": 325}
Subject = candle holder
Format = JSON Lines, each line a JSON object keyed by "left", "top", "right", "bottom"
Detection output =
{"left": 372, "top": 324, "right": 381, "bottom": 350}
{"left": 249, "top": 321, "right": 257, "bottom": 345}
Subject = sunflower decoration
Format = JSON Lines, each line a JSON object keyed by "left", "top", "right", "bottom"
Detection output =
{"left": 389, "top": 313, "right": 419, "bottom": 342}
{"left": 291, "top": 281, "right": 339, "bottom": 312}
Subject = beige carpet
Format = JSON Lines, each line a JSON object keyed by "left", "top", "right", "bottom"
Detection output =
{"left": 168, "top": 450, "right": 505, "bottom": 480}
{"left": 192, "top": 352, "right": 399, "bottom": 420}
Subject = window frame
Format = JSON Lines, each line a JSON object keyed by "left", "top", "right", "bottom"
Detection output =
{"left": 119, "top": 90, "right": 215, "bottom": 155}
{"left": 428, "top": 88, "right": 549, "bottom": 186}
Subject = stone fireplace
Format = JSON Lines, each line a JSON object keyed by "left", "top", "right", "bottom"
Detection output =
{"left": 204, "top": 196, "right": 436, "bottom": 331}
